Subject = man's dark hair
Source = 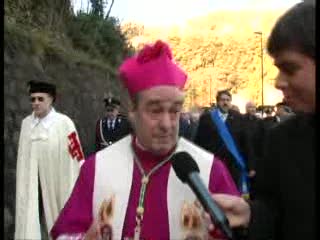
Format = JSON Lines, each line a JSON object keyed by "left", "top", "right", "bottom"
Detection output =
{"left": 265, "top": 107, "right": 273, "bottom": 115}
{"left": 267, "top": 2, "right": 315, "bottom": 60}
{"left": 275, "top": 102, "right": 286, "bottom": 108}
{"left": 216, "top": 89, "right": 232, "bottom": 102}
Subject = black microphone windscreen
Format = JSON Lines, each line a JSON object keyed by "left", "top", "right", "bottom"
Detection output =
{"left": 171, "top": 151, "right": 200, "bottom": 183}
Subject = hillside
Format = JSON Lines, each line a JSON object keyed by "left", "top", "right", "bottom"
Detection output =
{"left": 122, "top": 9, "right": 287, "bottom": 109}
{"left": 4, "top": 0, "right": 132, "bottom": 238}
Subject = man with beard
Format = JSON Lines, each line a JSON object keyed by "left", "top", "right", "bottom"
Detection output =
{"left": 194, "top": 89, "right": 253, "bottom": 197}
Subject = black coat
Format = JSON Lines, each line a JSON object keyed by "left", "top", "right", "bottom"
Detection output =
{"left": 262, "top": 116, "right": 279, "bottom": 130}
{"left": 194, "top": 109, "right": 253, "bottom": 187}
{"left": 179, "top": 117, "right": 192, "bottom": 140}
{"left": 248, "top": 113, "right": 315, "bottom": 240}
{"left": 242, "top": 114, "right": 266, "bottom": 199}
{"left": 242, "top": 114, "right": 266, "bottom": 170}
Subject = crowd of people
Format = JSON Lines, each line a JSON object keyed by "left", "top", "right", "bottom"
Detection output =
{"left": 14, "top": 2, "right": 315, "bottom": 240}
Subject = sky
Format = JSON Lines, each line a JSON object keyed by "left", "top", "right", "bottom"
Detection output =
{"left": 72, "top": 0, "right": 302, "bottom": 26}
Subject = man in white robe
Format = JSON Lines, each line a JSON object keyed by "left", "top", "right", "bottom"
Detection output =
{"left": 15, "top": 80, "right": 85, "bottom": 239}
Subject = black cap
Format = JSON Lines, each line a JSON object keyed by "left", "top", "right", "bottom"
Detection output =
{"left": 104, "top": 97, "right": 120, "bottom": 108}
{"left": 28, "top": 80, "right": 56, "bottom": 99}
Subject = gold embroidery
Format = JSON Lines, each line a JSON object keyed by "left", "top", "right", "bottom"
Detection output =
{"left": 181, "top": 201, "right": 210, "bottom": 240}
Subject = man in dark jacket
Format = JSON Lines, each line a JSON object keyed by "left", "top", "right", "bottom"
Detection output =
{"left": 95, "top": 97, "right": 131, "bottom": 151}
{"left": 242, "top": 101, "right": 265, "bottom": 198}
{"left": 194, "top": 90, "right": 253, "bottom": 192}
{"left": 178, "top": 112, "right": 192, "bottom": 140}
{"left": 211, "top": 3, "right": 315, "bottom": 240}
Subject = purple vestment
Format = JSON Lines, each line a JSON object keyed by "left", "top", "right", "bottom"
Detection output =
{"left": 51, "top": 138, "right": 239, "bottom": 239}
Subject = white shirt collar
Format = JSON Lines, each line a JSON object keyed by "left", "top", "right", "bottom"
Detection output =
{"left": 217, "top": 108, "right": 228, "bottom": 122}
{"left": 31, "top": 108, "right": 57, "bottom": 129}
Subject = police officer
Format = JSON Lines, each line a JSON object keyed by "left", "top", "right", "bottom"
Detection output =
{"left": 95, "top": 97, "right": 131, "bottom": 151}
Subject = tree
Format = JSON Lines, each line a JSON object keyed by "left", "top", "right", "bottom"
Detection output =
{"left": 105, "top": 0, "right": 114, "bottom": 19}
{"left": 90, "top": 0, "right": 104, "bottom": 17}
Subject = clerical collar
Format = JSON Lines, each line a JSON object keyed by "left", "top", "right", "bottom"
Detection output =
{"left": 132, "top": 136, "right": 175, "bottom": 172}
{"left": 31, "top": 108, "right": 57, "bottom": 129}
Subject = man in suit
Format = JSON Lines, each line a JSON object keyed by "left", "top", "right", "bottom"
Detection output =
{"left": 95, "top": 97, "right": 131, "bottom": 151}
{"left": 194, "top": 90, "right": 253, "bottom": 192}
{"left": 178, "top": 112, "right": 192, "bottom": 140}
{"left": 212, "top": 3, "right": 315, "bottom": 240}
{"left": 242, "top": 101, "right": 265, "bottom": 198}
{"left": 189, "top": 110, "right": 201, "bottom": 142}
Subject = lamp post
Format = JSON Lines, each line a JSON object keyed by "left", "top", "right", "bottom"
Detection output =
{"left": 209, "top": 76, "right": 212, "bottom": 106}
{"left": 254, "top": 31, "right": 264, "bottom": 115}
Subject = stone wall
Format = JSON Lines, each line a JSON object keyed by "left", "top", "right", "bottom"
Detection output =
{"left": 4, "top": 50, "right": 129, "bottom": 238}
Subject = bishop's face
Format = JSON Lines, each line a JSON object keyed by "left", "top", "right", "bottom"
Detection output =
{"left": 30, "top": 92, "right": 53, "bottom": 118}
{"left": 129, "top": 86, "right": 184, "bottom": 155}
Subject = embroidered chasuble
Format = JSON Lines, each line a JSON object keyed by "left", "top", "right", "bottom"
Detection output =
{"left": 51, "top": 135, "right": 239, "bottom": 239}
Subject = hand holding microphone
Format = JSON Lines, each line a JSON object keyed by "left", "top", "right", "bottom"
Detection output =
{"left": 171, "top": 152, "right": 234, "bottom": 239}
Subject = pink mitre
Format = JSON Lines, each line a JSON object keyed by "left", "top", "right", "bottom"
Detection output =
{"left": 118, "top": 40, "right": 188, "bottom": 97}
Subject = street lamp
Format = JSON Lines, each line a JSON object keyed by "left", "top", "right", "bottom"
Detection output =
{"left": 209, "top": 76, "right": 212, "bottom": 105}
{"left": 254, "top": 31, "right": 264, "bottom": 115}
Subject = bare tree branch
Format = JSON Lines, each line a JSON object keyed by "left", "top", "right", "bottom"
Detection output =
{"left": 105, "top": 0, "right": 114, "bottom": 19}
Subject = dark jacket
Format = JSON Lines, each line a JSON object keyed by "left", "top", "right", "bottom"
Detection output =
{"left": 262, "top": 116, "right": 279, "bottom": 130}
{"left": 95, "top": 115, "right": 131, "bottom": 151}
{"left": 249, "top": 113, "right": 315, "bottom": 240}
{"left": 194, "top": 109, "right": 253, "bottom": 188}
{"left": 242, "top": 114, "right": 264, "bottom": 171}
{"left": 179, "top": 117, "right": 192, "bottom": 140}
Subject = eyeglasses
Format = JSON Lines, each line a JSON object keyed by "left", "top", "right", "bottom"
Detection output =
{"left": 30, "top": 96, "right": 45, "bottom": 102}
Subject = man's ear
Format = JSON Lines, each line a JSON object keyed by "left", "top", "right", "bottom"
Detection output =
{"left": 49, "top": 95, "right": 54, "bottom": 105}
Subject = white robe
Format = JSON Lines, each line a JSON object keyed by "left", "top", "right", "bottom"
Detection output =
{"left": 15, "top": 108, "right": 84, "bottom": 240}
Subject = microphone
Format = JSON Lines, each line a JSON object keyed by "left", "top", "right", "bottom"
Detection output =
{"left": 171, "top": 151, "right": 234, "bottom": 239}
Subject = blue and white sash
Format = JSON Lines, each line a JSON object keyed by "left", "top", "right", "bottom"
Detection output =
{"left": 210, "top": 109, "right": 249, "bottom": 197}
